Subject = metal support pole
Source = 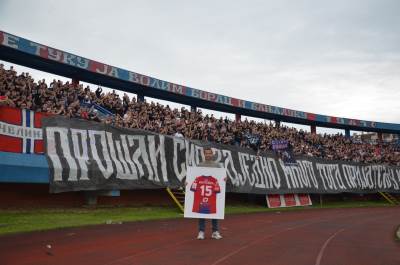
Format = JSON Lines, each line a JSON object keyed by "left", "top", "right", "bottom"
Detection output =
{"left": 71, "top": 78, "right": 79, "bottom": 87}
{"left": 311, "top": 125, "right": 316, "bottom": 134}
{"left": 235, "top": 113, "right": 241, "bottom": 122}
{"left": 137, "top": 93, "right": 145, "bottom": 102}
{"left": 345, "top": 129, "right": 350, "bottom": 138}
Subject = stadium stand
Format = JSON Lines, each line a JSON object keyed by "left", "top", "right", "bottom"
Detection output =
{"left": 1, "top": 63, "right": 399, "bottom": 166}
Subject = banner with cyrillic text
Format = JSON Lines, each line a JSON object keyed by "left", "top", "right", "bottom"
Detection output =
{"left": 43, "top": 117, "right": 400, "bottom": 194}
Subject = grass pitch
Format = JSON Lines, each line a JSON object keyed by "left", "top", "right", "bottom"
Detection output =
{"left": 0, "top": 200, "right": 391, "bottom": 235}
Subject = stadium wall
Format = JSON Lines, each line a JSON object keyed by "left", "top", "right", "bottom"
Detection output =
{"left": 0, "top": 183, "right": 176, "bottom": 208}
{"left": 0, "top": 151, "right": 175, "bottom": 207}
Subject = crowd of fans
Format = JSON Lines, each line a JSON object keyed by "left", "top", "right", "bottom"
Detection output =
{"left": 1, "top": 64, "right": 399, "bottom": 166}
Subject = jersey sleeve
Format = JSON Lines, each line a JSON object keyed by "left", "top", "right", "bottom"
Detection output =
{"left": 213, "top": 177, "right": 221, "bottom": 193}
{"left": 190, "top": 177, "right": 199, "bottom": 192}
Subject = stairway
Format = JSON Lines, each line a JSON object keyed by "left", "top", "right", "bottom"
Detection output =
{"left": 379, "top": 192, "right": 400, "bottom": 205}
{"left": 166, "top": 187, "right": 185, "bottom": 212}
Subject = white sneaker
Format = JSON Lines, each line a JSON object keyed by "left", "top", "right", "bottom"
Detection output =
{"left": 211, "top": 231, "right": 222, "bottom": 240}
{"left": 197, "top": 231, "right": 205, "bottom": 240}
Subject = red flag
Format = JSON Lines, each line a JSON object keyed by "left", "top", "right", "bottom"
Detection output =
{"left": 0, "top": 106, "right": 49, "bottom": 153}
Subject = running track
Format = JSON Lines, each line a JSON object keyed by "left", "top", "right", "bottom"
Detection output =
{"left": 0, "top": 207, "right": 399, "bottom": 265}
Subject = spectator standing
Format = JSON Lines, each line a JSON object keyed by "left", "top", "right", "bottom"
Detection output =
{"left": 194, "top": 146, "right": 225, "bottom": 240}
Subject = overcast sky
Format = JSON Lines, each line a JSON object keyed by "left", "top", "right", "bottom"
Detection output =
{"left": 1, "top": 0, "right": 399, "bottom": 133}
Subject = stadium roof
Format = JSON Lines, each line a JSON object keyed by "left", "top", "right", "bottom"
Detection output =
{"left": 1, "top": 30, "right": 399, "bottom": 134}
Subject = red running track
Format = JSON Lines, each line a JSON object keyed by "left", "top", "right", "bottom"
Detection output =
{"left": 0, "top": 207, "right": 399, "bottom": 265}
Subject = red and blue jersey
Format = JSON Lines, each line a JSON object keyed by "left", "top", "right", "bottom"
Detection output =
{"left": 0, "top": 106, "right": 48, "bottom": 154}
{"left": 191, "top": 175, "right": 220, "bottom": 214}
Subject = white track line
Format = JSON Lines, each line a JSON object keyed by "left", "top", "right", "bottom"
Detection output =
{"left": 210, "top": 222, "right": 318, "bottom": 265}
{"left": 109, "top": 210, "right": 393, "bottom": 265}
{"left": 210, "top": 211, "right": 374, "bottom": 265}
{"left": 210, "top": 228, "right": 294, "bottom": 265}
{"left": 315, "top": 228, "right": 345, "bottom": 265}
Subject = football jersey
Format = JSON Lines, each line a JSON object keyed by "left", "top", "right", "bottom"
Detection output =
{"left": 190, "top": 175, "right": 220, "bottom": 214}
